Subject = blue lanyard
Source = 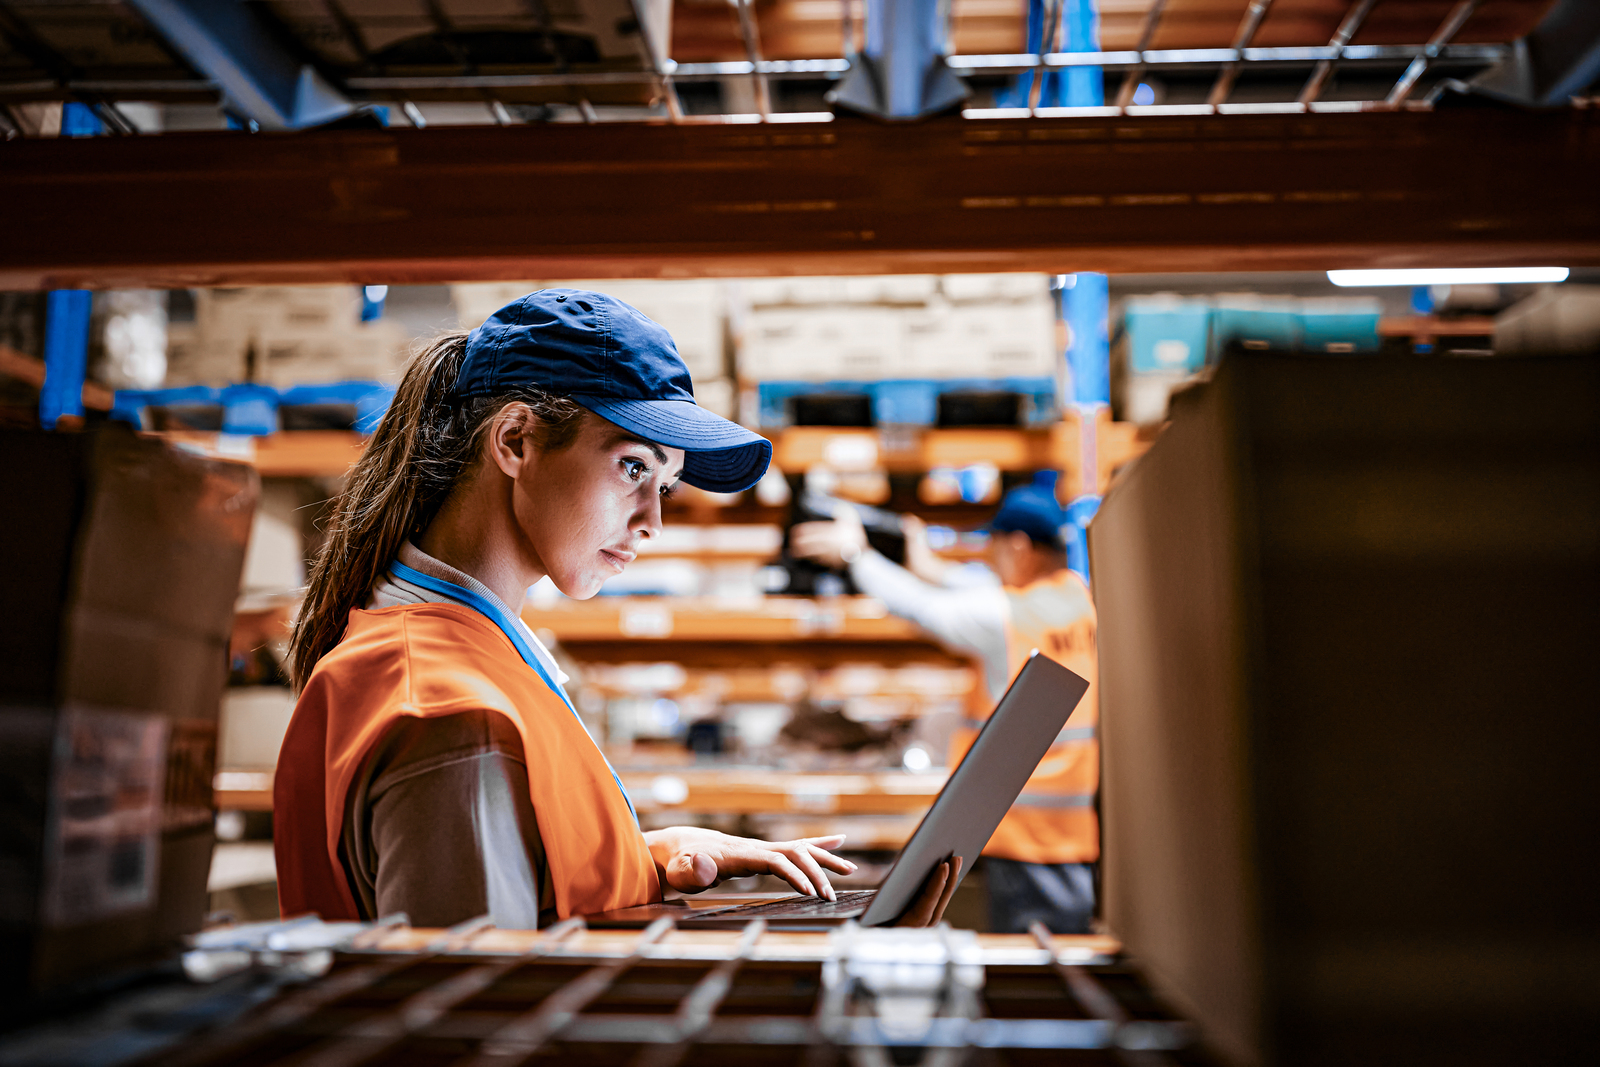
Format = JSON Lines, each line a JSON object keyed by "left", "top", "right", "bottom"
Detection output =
{"left": 389, "top": 560, "right": 637, "bottom": 823}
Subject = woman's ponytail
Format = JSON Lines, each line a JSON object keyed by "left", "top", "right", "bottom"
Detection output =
{"left": 288, "top": 331, "right": 584, "bottom": 687}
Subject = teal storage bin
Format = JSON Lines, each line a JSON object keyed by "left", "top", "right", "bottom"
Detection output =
{"left": 1211, "top": 297, "right": 1299, "bottom": 353}
{"left": 1299, "top": 298, "right": 1382, "bottom": 352}
{"left": 1125, "top": 298, "right": 1212, "bottom": 373}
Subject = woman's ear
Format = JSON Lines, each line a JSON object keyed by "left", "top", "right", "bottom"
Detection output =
{"left": 484, "top": 402, "right": 540, "bottom": 479}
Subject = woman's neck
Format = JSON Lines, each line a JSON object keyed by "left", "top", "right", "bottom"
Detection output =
{"left": 417, "top": 476, "right": 543, "bottom": 613}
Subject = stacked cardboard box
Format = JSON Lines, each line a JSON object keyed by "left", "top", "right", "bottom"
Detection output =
{"left": 1091, "top": 352, "right": 1600, "bottom": 1066}
{"left": 165, "top": 287, "right": 411, "bottom": 388}
{"left": 0, "top": 426, "right": 256, "bottom": 998}
{"left": 737, "top": 274, "right": 1056, "bottom": 384}
{"left": 1495, "top": 284, "right": 1600, "bottom": 354}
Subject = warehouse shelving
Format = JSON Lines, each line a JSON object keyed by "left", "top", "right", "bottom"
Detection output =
{"left": 147, "top": 414, "right": 1151, "bottom": 492}
{"left": 216, "top": 591, "right": 978, "bottom": 812}
{"left": 217, "top": 764, "right": 952, "bottom": 823}
{"left": 160, "top": 429, "right": 367, "bottom": 478}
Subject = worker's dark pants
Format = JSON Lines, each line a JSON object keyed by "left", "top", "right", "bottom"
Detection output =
{"left": 984, "top": 859, "right": 1096, "bottom": 934}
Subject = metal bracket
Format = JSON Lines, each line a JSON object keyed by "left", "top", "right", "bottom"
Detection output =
{"left": 125, "top": 0, "right": 353, "bottom": 129}
{"left": 829, "top": 0, "right": 968, "bottom": 120}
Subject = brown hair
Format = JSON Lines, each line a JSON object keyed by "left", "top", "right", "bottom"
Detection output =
{"left": 288, "top": 331, "right": 586, "bottom": 688}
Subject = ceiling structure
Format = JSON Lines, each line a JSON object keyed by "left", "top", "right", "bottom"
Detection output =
{"left": 1, "top": 1, "right": 1594, "bottom": 287}
{"left": 0, "top": 0, "right": 1574, "bottom": 126}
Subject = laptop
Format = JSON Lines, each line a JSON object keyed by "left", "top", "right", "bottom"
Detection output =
{"left": 587, "top": 652, "right": 1090, "bottom": 928}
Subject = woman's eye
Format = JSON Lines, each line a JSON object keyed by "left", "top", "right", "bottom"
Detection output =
{"left": 623, "top": 458, "right": 647, "bottom": 481}
{"left": 660, "top": 482, "right": 678, "bottom": 500}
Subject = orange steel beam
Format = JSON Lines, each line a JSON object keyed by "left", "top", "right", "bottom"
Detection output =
{"left": 3, "top": 108, "right": 1598, "bottom": 290}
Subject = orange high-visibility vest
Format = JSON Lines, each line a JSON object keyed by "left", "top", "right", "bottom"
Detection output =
{"left": 948, "top": 568, "right": 1099, "bottom": 864}
{"left": 275, "top": 603, "right": 661, "bottom": 922}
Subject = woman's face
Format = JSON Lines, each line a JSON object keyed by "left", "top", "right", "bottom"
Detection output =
{"left": 513, "top": 413, "right": 685, "bottom": 599}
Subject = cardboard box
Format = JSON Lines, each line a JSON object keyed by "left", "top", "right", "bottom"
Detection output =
{"left": 162, "top": 321, "right": 250, "bottom": 387}
{"left": 740, "top": 306, "right": 903, "bottom": 382}
{"left": 942, "top": 273, "right": 1050, "bottom": 302}
{"left": 0, "top": 426, "right": 256, "bottom": 996}
{"left": 219, "top": 687, "right": 297, "bottom": 770}
{"left": 1090, "top": 352, "right": 1600, "bottom": 1066}
{"left": 902, "top": 299, "right": 1056, "bottom": 380}
{"left": 241, "top": 481, "right": 307, "bottom": 597}
{"left": 255, "top": 322, "right": 410, "bottom": 387}
{"left": 1495, "top": 284, "right": 1600, "bottom": 354}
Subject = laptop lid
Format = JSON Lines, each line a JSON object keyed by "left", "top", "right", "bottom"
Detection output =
{"left": 858, "top": 652, "right": 1090, "bottom": 926}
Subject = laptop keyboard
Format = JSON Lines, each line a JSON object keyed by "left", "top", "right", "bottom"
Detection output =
{"left": 720, "top": 889, "right": 876, "bottom": 918}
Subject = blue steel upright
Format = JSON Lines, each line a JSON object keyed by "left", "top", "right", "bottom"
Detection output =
{"left": 40, "top": 290, "right": 94, "bottom": 430}
{"left": 1064, "top": 273, "right": 1110, "bottom": 408}
{"left": 998, "top": 0, "right": 1103, "bottom": 109}
{"left": 1023, "top": 0, "right": 1108, "bottom": 580}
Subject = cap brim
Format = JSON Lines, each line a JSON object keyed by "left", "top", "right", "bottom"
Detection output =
{"left": 573, "top": 396, "right": 773, "bottom": 494}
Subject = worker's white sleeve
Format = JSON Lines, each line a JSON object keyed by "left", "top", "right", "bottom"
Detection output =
{"left": 850, "top": 551, "right": 1011, "bottom": 700}
{"left": 939, "top": 561, "right": 1003, "bottom": 591}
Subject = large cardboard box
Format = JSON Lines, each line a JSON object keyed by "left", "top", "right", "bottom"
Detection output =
{"left": 1090, "top": 352, "right": 1600, "bottom": 1066}
{"left": 1495, "top": 284, "right": 1600, "bottom": 354}
{"left": 0, "top": 426, "right": 257, "bottom": 998}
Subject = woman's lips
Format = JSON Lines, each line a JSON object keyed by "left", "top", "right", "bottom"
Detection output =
{"left": 600, "top": 548, "right": 634, "bottom": 573}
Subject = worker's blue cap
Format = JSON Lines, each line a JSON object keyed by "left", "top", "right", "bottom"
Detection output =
{"left": 986, "top": 472, "right": 1071, "bottom": 549}
{"left": 455, "top": 289, "right": 771, "bottom": 493}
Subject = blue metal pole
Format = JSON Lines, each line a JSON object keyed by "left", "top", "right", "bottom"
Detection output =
{"left": 998, "top": 0, "right": 1101, "bottom": 109}
{"left": 60, "top": 102, "right": 105, "bottom": 137}
{"left": 1064, "top": 272, "right": 1110, "bottom": 408}
{"left": 40, "top": 290, "right": 94, "bottom": 429}
{"left": 1060, "top": 0, "right": 1107, "bottom": 580}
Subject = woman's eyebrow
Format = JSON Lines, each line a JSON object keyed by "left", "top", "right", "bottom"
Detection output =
{"left": 612, "top": 432, "right": 669, "bottom": 467}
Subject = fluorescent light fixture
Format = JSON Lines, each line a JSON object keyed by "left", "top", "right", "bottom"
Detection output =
{"left": 1327, "top": 268, "right": 1569, "bottom": 287}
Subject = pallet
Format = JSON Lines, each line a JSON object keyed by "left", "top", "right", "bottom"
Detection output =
{"left": 755, "top": 376, "right": 1058, "bottom": 429}
{"left": 111, "top": 380, "right": 396, "bottom": 436}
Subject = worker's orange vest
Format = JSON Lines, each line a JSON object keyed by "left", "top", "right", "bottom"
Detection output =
{"left": 275, "top": 603, "right": 660, "bottom": 922}
{"left": 948, "top": 569, "right": 1099, "bottom": 864}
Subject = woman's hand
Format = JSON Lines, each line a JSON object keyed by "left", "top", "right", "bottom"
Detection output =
{"left": 893, "top": 856, "right": 963, "bottom": 927}
{"left": 644, "top": 827, "right": 857, "bottom": 901}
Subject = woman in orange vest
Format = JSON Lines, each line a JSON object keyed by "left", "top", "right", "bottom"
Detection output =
{"left": 274, "top": 290, "right": 960, "bottom": 929}
{"left": 792, "top": 476, "right": 1097, "bottom": 933}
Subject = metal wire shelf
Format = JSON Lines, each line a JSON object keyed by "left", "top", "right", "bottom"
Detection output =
{"left": 150, "top": 915, "right": 1204, "bottom": 1066}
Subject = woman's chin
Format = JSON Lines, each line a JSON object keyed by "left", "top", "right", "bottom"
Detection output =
{"left": 550, "top": 573, "right": 605, "bottom": 601}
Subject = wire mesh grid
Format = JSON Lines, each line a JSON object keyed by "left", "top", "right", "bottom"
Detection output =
{"left": 152, "top": 917, "right": 1208, "bottom": 1067}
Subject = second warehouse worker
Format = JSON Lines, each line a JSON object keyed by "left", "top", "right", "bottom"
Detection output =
{"left": 792, "top": 479, "right": 1098, "bottom": 933}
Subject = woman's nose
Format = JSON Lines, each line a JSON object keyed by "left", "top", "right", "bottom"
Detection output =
{"left": 634, "top": 492, "right": 664, "bottom": 540}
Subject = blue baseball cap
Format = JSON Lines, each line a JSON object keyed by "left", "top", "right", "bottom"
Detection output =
{"left": 986, "top": 473, "right": 1071, "bottom": 550}
{"left": 455, "top": 289, "right": 772, "bottom": 494}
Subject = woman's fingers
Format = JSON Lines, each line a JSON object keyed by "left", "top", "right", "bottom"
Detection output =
{"left": 785, "top": 845, "right": 836, "bottom": 901}
{"left": 761, "top": 851, "right": 818, "bottom": 897}
{"left": 664, "top": 851, "right": 719, "bottom": 894}
{"left": 801, "top": 834, "right": 847, "bottom": 849}
{"left": 897, "top": 860, "right": 951, "bottom": 927}
{"left": 929, "top": 855, "right": 963, "bottom": 924}
{"left": 807, "top": 843, "right": 857, "bottom": 875}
